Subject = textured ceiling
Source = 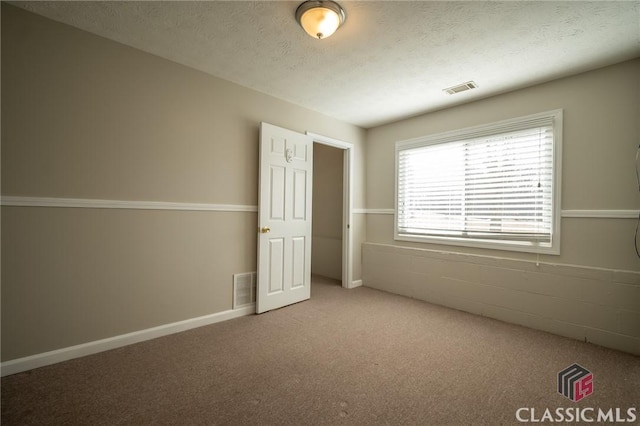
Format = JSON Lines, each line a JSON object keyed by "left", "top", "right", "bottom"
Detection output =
{"left": 10, "top": 1, "right": 640, "bottom": 128}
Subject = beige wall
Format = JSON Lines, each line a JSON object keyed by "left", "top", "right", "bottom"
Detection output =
{"left": 366, "top": 58, "right": 640, "bottom": 271}
{"left": 363, "top": 242, "right": 640, "bottom": 355}
{"left": 363, "top": 59, "right": 640, "bottom": 354}
{"left": 311, "top": 144, "right": 343, "bottom": 280}
{"left": 1, "top": 4, "right": 366, "bottom": 361}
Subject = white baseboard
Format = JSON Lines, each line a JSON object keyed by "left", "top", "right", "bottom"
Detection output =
{"left": 350, "top": 279, "right": 363, "bottom": 288}
{"left": 0, "top": 305, "right": 255, "bottom": 377}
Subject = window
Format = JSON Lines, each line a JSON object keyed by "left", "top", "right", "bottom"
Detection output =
{"left": 395, "top": 110, "right": 562, "bottom": 254}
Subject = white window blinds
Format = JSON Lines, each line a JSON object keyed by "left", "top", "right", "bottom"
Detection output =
{"left": 396, "top": 111, "right": 561, "bottom": 253}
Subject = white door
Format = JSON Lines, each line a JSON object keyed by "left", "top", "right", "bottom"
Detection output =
{"left": 257, "top": 122, "right": 313, "bottom": 314}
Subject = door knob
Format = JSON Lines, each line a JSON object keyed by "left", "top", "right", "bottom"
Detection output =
{"left": 259, "top": 227, "right": 271, "bottom": 234}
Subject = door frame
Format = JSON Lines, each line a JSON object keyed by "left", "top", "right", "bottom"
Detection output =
{"left": 306, "top": 132, "right": 354, "bottom": 289}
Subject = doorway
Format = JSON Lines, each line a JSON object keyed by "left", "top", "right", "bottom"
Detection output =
{"left": 307, "top": 132, "right": 354, "bottom": 289}
{"left": 312, "top": 143, "right": 343, "bottom": 284}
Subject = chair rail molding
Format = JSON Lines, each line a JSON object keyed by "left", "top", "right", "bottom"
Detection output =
{"left": 0, "top": 196, "right": 257, "bottom": 212}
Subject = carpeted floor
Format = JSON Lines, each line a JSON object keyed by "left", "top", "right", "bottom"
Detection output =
{"left": 2, "top": 275, "right": 639, "bottom": 425}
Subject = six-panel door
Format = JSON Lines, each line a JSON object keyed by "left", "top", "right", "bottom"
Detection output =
{"left": 257, "top": 123, "right": 313, "bottom": 314}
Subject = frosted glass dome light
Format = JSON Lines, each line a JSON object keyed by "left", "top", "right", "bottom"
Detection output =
{"left": 296, "top": 1, "right": 346, "bottom": 40}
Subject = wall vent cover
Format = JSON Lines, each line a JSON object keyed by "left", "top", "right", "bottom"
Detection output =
{"left": 233, "top": 272, "right": 256, "bottom": 309}
{"left": 443, "top": 81, "right": 478, "bottom": 95}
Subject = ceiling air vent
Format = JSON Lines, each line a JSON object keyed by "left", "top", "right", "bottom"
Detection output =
{"left": 443, "top": 81, "right": 478, "bottom": 95}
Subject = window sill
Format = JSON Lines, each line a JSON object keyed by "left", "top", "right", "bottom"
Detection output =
{"left": 394, "top": 232, "right": 560, "bottom": 255}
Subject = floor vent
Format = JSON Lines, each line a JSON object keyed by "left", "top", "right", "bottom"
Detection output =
{"left": 233, "top": 272, "right": 256, "bottom": 309}
{"left": 443, "top": 81, "right": 478, "bottom": 95}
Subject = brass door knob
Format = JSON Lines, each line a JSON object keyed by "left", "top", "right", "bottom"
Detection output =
{"left": 259, "top": 227, "right": 271, "bottom": 234}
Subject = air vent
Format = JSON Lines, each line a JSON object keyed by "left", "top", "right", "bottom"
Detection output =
{"left": 443, "top": 81, "right": 478, "bottom": 95}
{"left": 233, "top": 272, "right": 256, "bottom": 309}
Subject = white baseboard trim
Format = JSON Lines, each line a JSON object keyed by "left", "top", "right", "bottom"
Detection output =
{"left": 350, "top": 280, "right": 363, "bottom": 289}
{"left": 0, "top": 305, "right": 255, "bottom": 377}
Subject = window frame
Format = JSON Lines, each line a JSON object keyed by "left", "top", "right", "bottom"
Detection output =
{"left": 394, "top": 109, "right": 563, "bottom": 255}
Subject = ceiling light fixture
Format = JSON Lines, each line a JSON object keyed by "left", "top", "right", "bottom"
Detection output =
{"left": 296, "top": 0, "right": 346, "bottom": 40}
